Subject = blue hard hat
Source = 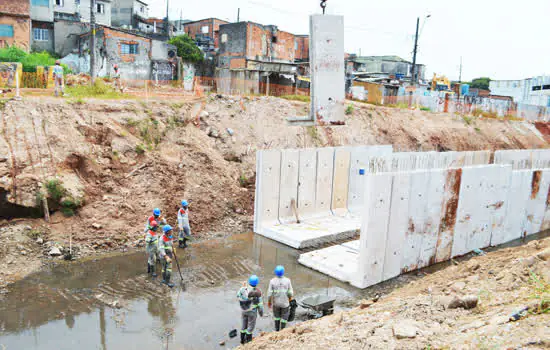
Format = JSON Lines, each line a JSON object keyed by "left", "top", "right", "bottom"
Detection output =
{"left": 248, "top": 275, "right": 259, "bottom": 287}
{"left": 162, "top": 225, "right": 173, "bottom": 233}
{"left": 181, "top": 200, "right": 188, "bottom": 207}
{"left": 274, "top": 265, "right": 285, "bottom": 277}
{"left": 153, "top": 208, "right": 161, "bottom": 216}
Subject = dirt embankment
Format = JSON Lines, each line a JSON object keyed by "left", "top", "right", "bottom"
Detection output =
{"left": 244, "top": 237, "right": 550, "bottom": 349}
{"left": 0, "top": 95, "right": 549, "bottom": 288}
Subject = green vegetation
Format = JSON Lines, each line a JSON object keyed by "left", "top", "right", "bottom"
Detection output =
{"left": 168, "top": 35, "right": 203, "bottom": 63}
{"left": 529, "top": 272, "right": 549, "bottom": 314}
{"left": 463, "top": 77, "right": 491, "bottom": 91}
{"left": 66, "top": 98, "right": 85, "bottom": 105}
{"left": 462, "top": 115, "right": 473, "bottom": 125}
{"left": 135, "top": 144, "right": 146, "bottom": 155}
{"left": 0, "top": 46, "right": 71, "bottom": 73}
{"left": 307, "top": 126, "right": 322, "bottom": 146}
{"left": 345, "top": 104, "right": 354, "bottom": 115}
{"left": 420, "top": 106, "right": 431, "bottom": 112}
{"left": 45, "top": 179, "right": 82, "bottom": 217}
{"left": 66, "top": 80, "right": 128, "bottom": 99}
{"left": 280, "top": 95, "right": 311, "bottom": 103}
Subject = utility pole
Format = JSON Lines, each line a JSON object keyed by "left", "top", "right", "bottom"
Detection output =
{"left": 90, "top": 0, "right": 96, "bottom": 84}
{"left": 458, "top": 56, "right": 463, "bottom": 100}
{"left": 410, "top": 17, "right": 420, "bottom": 85}
{"left": 237, "top": 8, "right": 240, "bottom": 22}
{"left": 180, "top": 9, "right": 183, "bottom": 32}
{"left": 165, "top": 0, "right": 170, "bottom": 36}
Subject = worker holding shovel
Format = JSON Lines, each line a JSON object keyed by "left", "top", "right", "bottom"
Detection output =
{"left": 159, "top": 225, "right": 176, "bottom": 288}
{"left": 268, "top": 265, "right": 294, "bottom": 331}
{"left": 145, "top": 220, "right": 159, "bottom": 277}
{"left": 237, "top": 275, "right": 264, "bottom": 344}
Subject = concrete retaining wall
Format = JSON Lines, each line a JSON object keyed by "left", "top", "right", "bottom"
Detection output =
{"left": 351, "top": 165, "right": 550, "bottom": 288}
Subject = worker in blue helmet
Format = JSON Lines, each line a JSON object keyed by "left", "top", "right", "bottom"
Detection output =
{"left": 268, "top": 265, "right": 294, "bottom": 331}
{"left": 177, "top": 200, "right": 192, "bottom": 249}
{"left": 159, "top": 225, "right": 176, "bottom": 288}
{"left": 237, "top": 275, "right": 264, "bottom": 344}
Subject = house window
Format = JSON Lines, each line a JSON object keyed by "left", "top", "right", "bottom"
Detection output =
{"left": 97, "top": 3, "right": 105, "bottom": 14}
{"left": 33, "top": 28, "right": 49, "bottom": 41}
{"left": 140, "top": 6, "right": 145, "bottom": 13}
{"left": 0, "top": 25, "right": 14, "bottom": 38}
{"left": 221, "top": 33, "right": 228, "bottom": 43}
{"left": 55, "top": 0, "right": 64, "bottom": 6}
{"left": 201, "top": 26, "right": 209, "bottom": 34}
{"left": 543, "top": 84, "right": 550, "bottom": 90}
{"left": 31, "top": 0, "right": 50, "bottom": 7}
{"left": 121, "top": 43, "right": 138, "bottom": 54}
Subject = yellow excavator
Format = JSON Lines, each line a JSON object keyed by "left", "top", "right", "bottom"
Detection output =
{"left": 431, "top": 73, "right": 454, "bottom": 94}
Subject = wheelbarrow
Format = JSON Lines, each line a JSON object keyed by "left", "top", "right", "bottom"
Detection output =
{"left": 299, "top": 295, "right": 336, "bottom": 319}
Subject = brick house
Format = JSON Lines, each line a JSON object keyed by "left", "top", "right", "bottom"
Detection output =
{"left": 216, "top": 21, "right": 309, "bottom": 94}
{"left": 0, "top": 0, "right": 31, "bottom": 51}
{"left": 180, "top": 18, "right": 229, "bottom": 52}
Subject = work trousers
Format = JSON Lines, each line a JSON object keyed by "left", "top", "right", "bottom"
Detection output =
{"left": 241, "top": 310, "right": 258, "bottom": 335}
{"left": 54, "top": 77, "right": 64, "bottom": 97}
{"left": 273, "top": 306, "right": 290, "bottom": 324}
{"left": 146, "top": 243, "right": 159, "bottom": 266}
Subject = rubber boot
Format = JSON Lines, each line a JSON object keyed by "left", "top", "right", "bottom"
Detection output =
{"left": 161, "top": 271, "right": 167, "bottom": 285}
{"left": 274, "top": 320, "right": 280, "bottom": 331}
{"left": 147, "top": 263, "right": 151, "bottom": 274}
{"left": 280, "top": 321, "right": 287, "bottom": 330}
{"left": 246, "top": 334, "right": 253, "bottom": 343}
{"left": 151, "top": 264, "right": 157, "bottom": 277}
{"left": 240, "top": 332, "right": 246, "bottom": 345}
{"left": 183, "top": 238, "right": 188, "bottom": 248}
{"left": 164, "top": 272, "right": 175, "bottom": 288}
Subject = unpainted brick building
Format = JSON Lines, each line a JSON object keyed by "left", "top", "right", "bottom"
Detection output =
{"left": 0, "top": 0, "right": 31, "bottom": 51}
{"left": 181, "top": 18, "right": 229, "bottom": 51}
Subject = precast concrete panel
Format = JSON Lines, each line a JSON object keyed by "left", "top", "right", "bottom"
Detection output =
{"left": 382, "top": 173, "right": 411, "bottom": 280}
{"left": 524, "top": 170, "right": 550, "bottom": 235}
{"left": 495, "top": 170, "right": 531, "bottom": 245}
{"left": 332, "top": 148, "right": 351, "bottom": 216}
{"left": 254, "top": 150, "right": 282, "bottom": 231}
{"left": 402, "top": 171, "right": 431, "bottom": 272}
{"left": 348, "top": 146, "right": 393, "bottom": 214}
{"left": 418, "top": 169, "right": 446, "bottom": 269}
{"left": 348, "top": 146, "right": 372, "bottom": 215}
{"left": 315, "top": 147, "right": 335, "bottom": 217}
{"left": 354, "top": 173, "right": 393, "bottom": 288}
{"left": 452, "top": 166, "right": 479, "bottom": 257}
{"left": 485, "top": 166, "right": 512, "bottom": 248}
{"left": 309, "top": 15, "right": 345, "bottom": 125}
{"left": 278, "top": 149, "right": 300, "bottom": 224}
{"left": 435, "top": 168, "right": 463, "bottom": 262}
{"left": 297, "top": 149, "right": 318, "bottom": 219}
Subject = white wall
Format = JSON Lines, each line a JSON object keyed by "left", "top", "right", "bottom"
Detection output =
{"left": 79, "top": 0, "right": 112, "bottom": 26}
{"left": 31, "top": 0, "right": 54, "bottom": 22}
{"left": 54, "top": 0, "right": 77, "bottom": 14}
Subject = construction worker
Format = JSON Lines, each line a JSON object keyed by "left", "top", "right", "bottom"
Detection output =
{"left": 267, "top": 265, "right": 294, "bottom": 331}
{"left": 237, "top": 275, "right": 264, "bottom": 344}
{"left": 145, "top": 220, "right": 159, "bottom": 277}
{"left": 177, "top": 200, "right": 191, "bottom": 248}
{"left": 145, "top": 208, "right": 167, "bottom": 231}
{"left": 159, "top": 225, "right": 176, "bottom": 288}
{"left": 53, "top": 60, "right": 64, "bottom": 97}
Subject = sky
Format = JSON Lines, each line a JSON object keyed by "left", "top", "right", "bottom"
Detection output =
{"left": 148, "top": 0, "right": 549, "bottom": 81}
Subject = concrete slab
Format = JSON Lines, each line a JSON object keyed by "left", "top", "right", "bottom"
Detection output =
{"left": 258, "top": 215, "right": 361, "bottom": 249}
{"left": 524, "top": 170, "right": 550, "bottom": 235}
{"left": 297, "top": 149, "right": 318, "bottom": 219}
{"left": 254, "top": 150, "right": 281, "bottom": 232}
{"left": 298, "top": 241, "right": 360, "bottom": 283}
{"left": 309, "top": 15, "right": 345, "bottom": 125}
{"left": 434, "top": 169, "right": 463, "bottom": 263}
{"left": 494, "top": 170, "right": 530, "bottom": 246}
{"left": 332, "top": 147, "right": 351, "bottom": 216}
{"left": 353, "top": 173, "right": 393, "bottom": 289}
{"left": 314, "top": 147, "right": 335, "bottom": 218}
{"left": 418, "top": 169, "right": 445, "bottom": 269}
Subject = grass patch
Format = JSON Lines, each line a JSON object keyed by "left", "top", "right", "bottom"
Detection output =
{"left": 135, "top": 144, "right": 146, "bottom": 155}
{"left": 420, "top": 106, "right": 431, "bottom": 112}
{"left": 474, "top": 127, "right": 481, "bottom": 133}
{"left": 280, "top": 95, "right": 311, "bottom": 103}
{"left": 65, "top": 80, "right": 128, "bottom": 99}
{"left": 66, "top": 98, "right": 85, "bottom": 105}
{"left": 46, "top": 179, "right": 66, "bottom": 202}
{"left": 307, "top": 126, "right": 322, "bottom": 146}
{"left": 463, "top": 115, "right": 474, "bottom": 125}
{"left": 345, "top": 104, "right": 354, "bottom": 115}
{"left": 529, "top": 272, "right": 549, "bottom": 314}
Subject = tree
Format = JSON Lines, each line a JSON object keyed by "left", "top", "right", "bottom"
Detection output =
{"left": 470, "top": 77, "right": 491, "bottom": 90}
{"left": 168, "top": 35, "right": 203, "bottom": 63}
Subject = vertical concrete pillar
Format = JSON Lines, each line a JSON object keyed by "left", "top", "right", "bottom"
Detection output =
{"left": 309, "top": 15, "right": 345, "bottom": 125}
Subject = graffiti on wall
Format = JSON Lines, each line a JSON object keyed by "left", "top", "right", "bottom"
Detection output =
{"left": 183, "top": 63, "right": 195, "bottom": 91}
{"left": 0, "top": 63, "right": 21, "bottom": 88}
{"left": 152, "top": 61, "right": 176, "bottom": 82}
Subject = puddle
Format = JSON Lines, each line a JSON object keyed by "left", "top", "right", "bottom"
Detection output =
{"left": 0, "top": 233, "right": 380, "bottom": 350}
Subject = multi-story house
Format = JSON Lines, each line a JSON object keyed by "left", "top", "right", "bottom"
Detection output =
{"left": 111, "top": 0, "right": 149, "bottom": 30}
{"left": 0, "top": 0, "right": 31, "bottom": 51}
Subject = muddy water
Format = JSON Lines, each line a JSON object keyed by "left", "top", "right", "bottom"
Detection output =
{"left": 0, "top": 233, "right": 382, "bottom": 350}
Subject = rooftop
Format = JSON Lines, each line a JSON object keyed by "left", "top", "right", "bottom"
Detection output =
{"left": 349, "top": 55, "right": 411, "bottom": 64}
{"left": 0, "top": 0, "right": 30, "bottom": 17}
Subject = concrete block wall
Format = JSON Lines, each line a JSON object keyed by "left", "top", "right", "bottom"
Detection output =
{"left": 352, "top": 165, "right": 550, "bottom": 289}
{"left": 494, "top": 149, "right": 550, "bottom": 169}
